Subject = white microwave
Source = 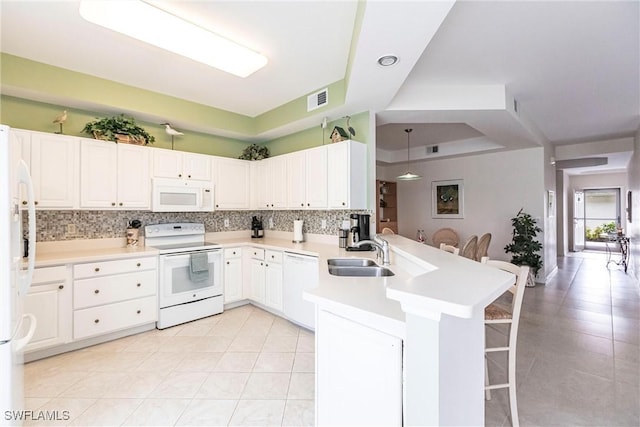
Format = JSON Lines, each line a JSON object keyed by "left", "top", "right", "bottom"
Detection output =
{"left": 151, "top": 178, "right": 214, "bottom": 212}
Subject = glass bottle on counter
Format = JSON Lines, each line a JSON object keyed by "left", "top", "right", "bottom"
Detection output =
{"left": 416, "top": 229, "right": 426, "bottom": 243}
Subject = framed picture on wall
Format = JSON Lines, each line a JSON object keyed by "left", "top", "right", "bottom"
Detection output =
{"left": 548, "top": 190, "right": 555, "bottom": 218}
{"left": 432, "top": 179, "right": 464, "bottom": 219}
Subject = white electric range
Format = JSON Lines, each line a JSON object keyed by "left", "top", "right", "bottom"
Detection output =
{"left": 145, "top": 223, "right": 223, "bottom": 329}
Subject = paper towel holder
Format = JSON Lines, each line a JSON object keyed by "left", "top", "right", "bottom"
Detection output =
{"left": 293, "top": 219, "right": 304, "bottom": 243}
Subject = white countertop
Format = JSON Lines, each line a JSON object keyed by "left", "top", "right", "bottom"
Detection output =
{"left": 32, "top": 232, "right": 513, "bottom": 339}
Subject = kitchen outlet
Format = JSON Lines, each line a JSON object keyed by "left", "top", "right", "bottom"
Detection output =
{"left": 224, "top": 218, "right": 230, "bottom": 227}
{"left": 321, "top": 219, "right": 327, "bottom": 229}
{"left": 66, "top": 224, "right": 76, "bottom": 234}
{"left": 269, "top": 217, "right": 274, "bottom": 229}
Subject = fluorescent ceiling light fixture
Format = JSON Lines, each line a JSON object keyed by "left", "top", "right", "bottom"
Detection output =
{"left": 79, "top": 0, "right": 268, "bottom": 78}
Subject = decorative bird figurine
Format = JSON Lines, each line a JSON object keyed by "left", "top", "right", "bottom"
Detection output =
{"left": 161, "top": 123, "right": 183, "bottom": 149}
{"left": 53, "top": 110, "right": 67, "bottom": 134}
{"left": 344, "top": 115, "right": 356, "bottom": 138}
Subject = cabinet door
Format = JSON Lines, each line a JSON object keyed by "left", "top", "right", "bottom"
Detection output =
{"left": 30, "top": 132, "right": 79, "bottom": 208}
{"left": 183, "top": 152, "right": 212, "bottom": 181}
{"left": 24, "top": 267, "right": 71, "bottom": 352}
{"left": 264, "top": 262, "right": 283, "bottom": 312}
{"left": 327, "top": 142, "right": 349, "bottom": 208}
{"left": 306, "top": 146, "right": 328, "bottom": 208}
{"left": 215, "top": 157, "right": 250, "bottom": 209}
{"left": 152, "top": 148, "right": 183, "bottom": 179}
{"left": 9, "top": 130, "right": 31, "bottom": 205}
{"left": 268, "top": 156, "right": 288, "bottom": 209}
{"left": 117, "top": 144, "right": 150, "bottom": 209}
{"left": 224, "top": 257, "right": 243, "bottom": 303}
{"left": 317, "top": 310, "right": 403, "bottom": 426}
{"left": 287, "top": 151, "right": 306, "bottom": 209}
{"left": 80, "top": 139, "right": 118, "bottom": 208}
{"left": 250, "top": 259, "right": 266, "bottom": 304}
{"left": 251, "top": 161, "right": 269, "bottom": 209}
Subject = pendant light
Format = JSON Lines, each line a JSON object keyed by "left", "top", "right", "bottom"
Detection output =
{"left": 396, "top": 128, "right": 422, "bottom": 181}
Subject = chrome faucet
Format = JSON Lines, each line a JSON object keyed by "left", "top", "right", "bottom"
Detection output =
{"left": 354, "top": 235, "right": 391, "bottom": 265}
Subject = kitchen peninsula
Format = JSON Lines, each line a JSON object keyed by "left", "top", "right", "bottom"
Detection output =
{"left": 29, "top": 232, "right": 513, "bottom": 426}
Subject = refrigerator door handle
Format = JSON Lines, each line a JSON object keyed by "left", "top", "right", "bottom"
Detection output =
{"left": 17, "top": 159, "right": 35, "bottom": 296}
{"left": 12, "top": 313, "right": 37, "bottom": 352}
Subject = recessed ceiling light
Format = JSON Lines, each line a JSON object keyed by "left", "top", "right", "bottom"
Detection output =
{"left": 377, "top": 55, "right": 398, "bottom": 67}
{"left": 79, "top": 0, "right": 267, "bottom": 78}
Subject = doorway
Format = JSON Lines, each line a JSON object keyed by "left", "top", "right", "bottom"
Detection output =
{"left": 581, "top": 188, "right": 621, "bottom": 251}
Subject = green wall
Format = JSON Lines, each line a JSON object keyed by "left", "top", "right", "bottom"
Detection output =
{"left": 265, "top": 111, "right": 370, "bottom": 156}
{"left": 0, "top": 95, "right": 249, "bottom": 157}
{"left": 0, "top": 53, "right": 368, "bottom": 158}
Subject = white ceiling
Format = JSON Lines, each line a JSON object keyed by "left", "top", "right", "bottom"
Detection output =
{"left": 1, "top": 1, "right": 638, "bottom": 174}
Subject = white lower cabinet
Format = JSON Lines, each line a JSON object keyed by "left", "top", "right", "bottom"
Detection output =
{"left": 264, "top": 251, "right": 283, "bottom": 312}
{"left": 24, "top": 266, "right": 72, "bottom": 353}
{"left": 317, "top": 309, "right": 403, "bottom": 426}
{"left": 223, "top": 247, "right": 243, "bottom": 303}
{"left": 249, "top": 248, "right": 283, "bottom": 312}
{"left": 72, "top": 256, "right": 158, "bottom": 340}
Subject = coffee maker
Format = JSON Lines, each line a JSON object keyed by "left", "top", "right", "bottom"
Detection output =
{"left": 346, "top": 213, "right": 373, "bottom": 251}
{"left": 251, "top": 216, "right": 264, "bottom": 238}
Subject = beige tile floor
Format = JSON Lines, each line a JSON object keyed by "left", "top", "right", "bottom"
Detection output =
{"left": 23, "top": 251, "right": 639, "bottom": 426}
{"left": 24, "top": 305, "right": 315, "bottom": 426}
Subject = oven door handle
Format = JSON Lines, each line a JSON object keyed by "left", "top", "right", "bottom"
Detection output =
{"left": 162, "top": 250, "right": 220, "bottom": 258}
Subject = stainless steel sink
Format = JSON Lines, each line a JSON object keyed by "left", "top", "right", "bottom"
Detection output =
{"left": 328, "top": 265, "right": 395, "bottom": 277}
{"left": 327, "top": 258, "right": 378, "bottom": 267}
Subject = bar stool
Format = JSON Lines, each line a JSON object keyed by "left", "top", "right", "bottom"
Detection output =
{"left": 481, "top": 257, "right": 529, "bottom": 427}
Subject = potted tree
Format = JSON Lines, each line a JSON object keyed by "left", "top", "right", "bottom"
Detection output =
{"left": 504, "top": 208, "right": 543, "bottom": 286}
{"left": 82, "top": 114, "right": 155, "bottom": 145}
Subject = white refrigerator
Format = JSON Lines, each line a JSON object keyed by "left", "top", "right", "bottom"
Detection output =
{"left": 0, "top": 124, "right": 37, "bottom": 422}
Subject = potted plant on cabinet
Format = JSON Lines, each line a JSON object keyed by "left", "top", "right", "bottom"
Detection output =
{"left": 504, "top": 208, "right": 543, "bottom": 287}
{"left": 82, "top": 114, "right": 155, "bottom": 145}
{"left": 238, "top": 143, "right": 269, "bottom": 160}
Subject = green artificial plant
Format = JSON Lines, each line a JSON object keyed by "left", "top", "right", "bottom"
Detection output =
{"left": 82, "top": 114, "right": 155, "bottom": 144}
{"left": 504, "top": 208, "right": 543, "bottom": 276}
{"left": 238, "top": 143, "right": 269, "bottom": 160}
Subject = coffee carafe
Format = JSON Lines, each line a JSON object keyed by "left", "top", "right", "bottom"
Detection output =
{"left": 346, "top": 213, "right": 372, "bottom": 251}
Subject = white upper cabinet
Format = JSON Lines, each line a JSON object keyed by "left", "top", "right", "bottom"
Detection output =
{"left": 214, "top": 157, "right": 250, "bottom": 210}
{"left": 287, "top": 146, "right": 327, "bottom": 209}
{"left": 29, "top": 131, "right": 80, "bottom": 209}
{"left": 251, "top": 156, "right": 287, "bottom": 210}
{"left": 116, "top": 144, "right": 151, "bottom": 209}
{"left": 327, "top": 140, "right": 367, "bottom": 209}
{"left": 80, "top": 139, "right": 150, "bottom": 209}
{"left": 152, "top": 148, "right": 211, "bottom": 181}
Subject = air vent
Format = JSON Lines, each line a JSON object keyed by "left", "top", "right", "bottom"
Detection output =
{"left": 426, "top": 145, "right": 439, "bottom": 154}
{"left": 307, "top": 88, "right": 328, "bottom": 111}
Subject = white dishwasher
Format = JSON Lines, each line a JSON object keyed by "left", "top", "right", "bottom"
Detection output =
{"left": 283, "top": 252, "right": 319, "bottom": 330}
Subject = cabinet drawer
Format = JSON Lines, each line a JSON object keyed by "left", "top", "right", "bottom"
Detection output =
{"left": 33, "top": 266, "right": 67, "bottom": 284}
{"left": 265, "top": 250, "right": 282, "bottom": 264}
{"left": 74, "top": 270, "right": 157, "bottom": 309}
{"left": 250, "top": 247, "right": 265, "bottom": 260}
{"left": 224, "top": 247, "right": 242, "bottom": 259}
{"left": 74, "top": 256, "right": 157, "bottom": 278}
{"left": 73, "top": 295, "right": 157, "bottom": 340}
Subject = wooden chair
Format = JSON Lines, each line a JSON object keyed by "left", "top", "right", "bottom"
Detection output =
{"left": 432, "top": 227, "right": 459, "bottom": 248}
{"left": 439, "top": 243, "right": 460, "bottom": 255}
{"left": 474, "top": 233, "right": 492, "bottom": 261}
{"left": 460, "top": 235, "right": 478, "bottom": 259}
{"left": 481, "top": 257, "right": 529, "bottom": 427}
{"left": 381, "top": 227, "right": 395, "bottom": 235}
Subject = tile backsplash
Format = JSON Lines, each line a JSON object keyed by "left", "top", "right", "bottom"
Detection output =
{"left": 28, "top": 210, "right": 372, "bottom": 241}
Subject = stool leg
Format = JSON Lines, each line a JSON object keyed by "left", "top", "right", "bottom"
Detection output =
{"left": 484, "top": 356, "right": 492, "bottom": 400}
{"left": 508, "top": 348, "right": 519, "bottom": 427}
